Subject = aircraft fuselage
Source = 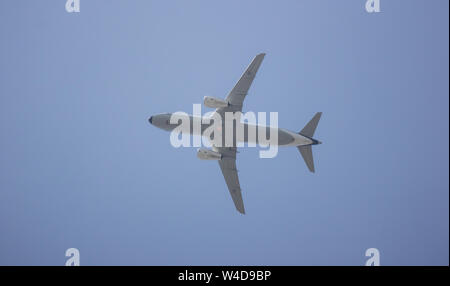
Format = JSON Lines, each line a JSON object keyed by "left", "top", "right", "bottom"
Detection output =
{"left": 149, "top": 113, "right": 321, "bottom": 147}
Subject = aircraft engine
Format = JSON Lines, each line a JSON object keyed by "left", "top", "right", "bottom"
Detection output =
{"left": 197, "top": 148, "right": 222, "bottom": 160}
{"left": 203, "top": 96, "right": 229, "bottom": 108}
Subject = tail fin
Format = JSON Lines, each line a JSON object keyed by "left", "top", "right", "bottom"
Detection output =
{"left": 297, "top": 112, "right": 322, "bottom": 173}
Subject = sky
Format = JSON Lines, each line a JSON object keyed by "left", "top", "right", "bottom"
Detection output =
{"left": 0, "top": 0, "right": 448, "bottom": 265}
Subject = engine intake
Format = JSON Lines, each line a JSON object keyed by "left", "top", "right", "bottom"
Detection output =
{"left": 203, "top": 96, "right": 229, "bottom": 108}
{"left": 197, "top": 148, "right": 222, "bottom": 160}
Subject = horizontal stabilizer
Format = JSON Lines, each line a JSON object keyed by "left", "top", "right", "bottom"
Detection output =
{"left": 297, "top": 145, "right": 315, "bottom": 173}
{"left": 300, "top": 112, "right": 322, "bottom": 138}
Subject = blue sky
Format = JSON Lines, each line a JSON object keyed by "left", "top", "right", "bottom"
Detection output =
{"left": 0, "top": 0, "right": 448, "bottom": 265}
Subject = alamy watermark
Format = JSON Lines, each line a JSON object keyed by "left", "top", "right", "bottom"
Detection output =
{"left": 64, "top": 1, "right": 380, "bottom": 14}
{"left": 63, "top": 247, "right": 381, "bottom": 265}
{"left": 365, "top": 248, "right": 380, "bottom": 266}
{"left": 365, "top": 0, "right": 381, "bottom": 13}
{"left": 168, "top": 104, "right": 279, "bottom": 159}
{"left": 66, "top": 0, "right": 80, "bottom": 13}
{"left": 65, "top": 248, "right": 80, "bottom": 266}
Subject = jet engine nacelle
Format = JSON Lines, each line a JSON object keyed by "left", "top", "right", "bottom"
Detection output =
{"left": 197, "top": 148, "right": 222, "bottom": 160}
{"left": 203, "top": 96, "right": 229, "bottom": 108}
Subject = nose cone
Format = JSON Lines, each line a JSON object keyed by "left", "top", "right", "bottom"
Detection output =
{"left": 148, "top": 113, "right": 174, "bottom": 131}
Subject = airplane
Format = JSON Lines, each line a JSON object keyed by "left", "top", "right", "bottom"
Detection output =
{"left": 149, "top": 53, "right": 322, "bottom": 214}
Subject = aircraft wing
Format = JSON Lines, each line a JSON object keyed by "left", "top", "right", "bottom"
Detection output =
{"left": 216, "top": 53, "right": 265, "bottom": 115}
{"left": 210, "top": 53, "right": 265, "bottom": 214}
{"left": 215, "top": 147, "right": 245, "bottom": 214}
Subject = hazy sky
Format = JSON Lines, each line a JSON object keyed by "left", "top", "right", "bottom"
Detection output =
{"left": 0, "top": 0, "right": 448, "bottom": 265}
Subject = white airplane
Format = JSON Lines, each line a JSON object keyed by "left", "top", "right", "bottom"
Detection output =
{"left": 149, "top": 54, "right": 322, "bottom": 214}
